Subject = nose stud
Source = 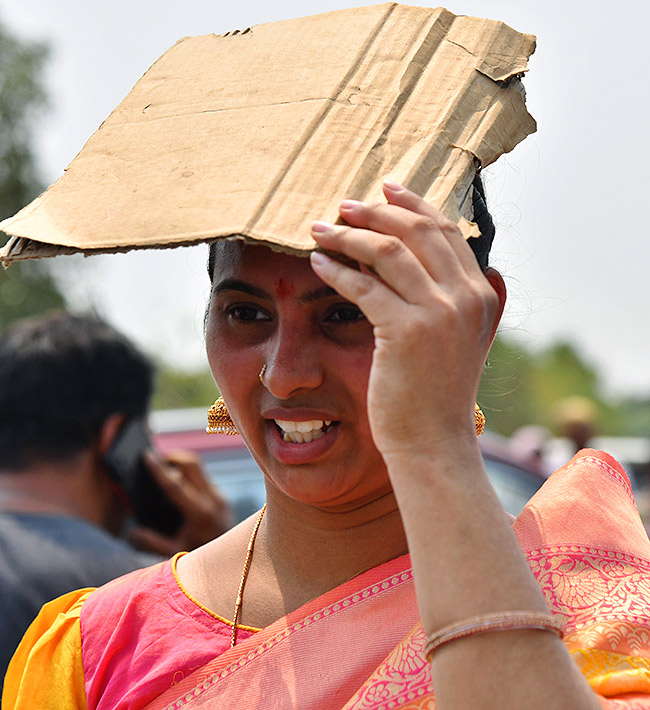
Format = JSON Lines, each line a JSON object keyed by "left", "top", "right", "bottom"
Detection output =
{"left": 259, "top": 363, "right": 267, "bottom": 384}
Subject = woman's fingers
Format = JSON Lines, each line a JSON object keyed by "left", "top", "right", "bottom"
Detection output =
{"left": 309, "top": 250, "right": 409, "bottom": 325}
{"left": 340, "top": 182, "right": 483, "bottom": 281}
{"left": 383, "top": 182, "right": 484, "bottom": 276}
{"left": 339, "top": 201, "right": 465, "bottom": 287}
{"left": 311, "top": 221, "right": 436, "bottom": 306}
{"left": 310, "top": 184, "right": 502, "bottom": 457}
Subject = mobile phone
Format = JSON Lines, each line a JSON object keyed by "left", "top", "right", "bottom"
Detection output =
{"left": 104, "top": 419, "right": 183, "bottom": 536}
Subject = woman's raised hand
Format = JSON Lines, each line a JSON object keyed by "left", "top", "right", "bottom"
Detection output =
{"left": 309, "top": 181, "right": 504, "bottom": 461}
{"left": 311, "top": 184, "right": 603, "bottom": 710}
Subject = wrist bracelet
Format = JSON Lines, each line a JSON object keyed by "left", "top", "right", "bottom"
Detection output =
{"left": 424, "top": 611, "right": 564, "bottom": 661}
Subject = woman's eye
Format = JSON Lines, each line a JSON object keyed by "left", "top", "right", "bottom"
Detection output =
{"left": 227, "top": 305, "right": 269, "bottom": 322}
{"left": 326, "top": 305, "right": 366, "bottom": 324}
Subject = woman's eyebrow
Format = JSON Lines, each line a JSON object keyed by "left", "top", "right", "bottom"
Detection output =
{"left": 300, "top": 285, "right": 339, "bottom": 303}
{"left": 213, "top": 278, "right": 270, "bottom": 300}
{"left": 214, "top": 279, "right": 337, "bottom": 303}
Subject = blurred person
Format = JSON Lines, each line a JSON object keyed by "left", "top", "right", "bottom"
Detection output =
{"left": 544, "top": 396, "right": 600, "bottom": 473}
{"left": 0, "top": 312, "right": 231, "bottom": 686}
{"left": 554, "top": 395, "right": 598, "bottom": 454}
{"left": 508, "top": 425, "right": 554, "bottom": 478}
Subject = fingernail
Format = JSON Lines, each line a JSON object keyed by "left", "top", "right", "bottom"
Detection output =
{"left": 311, "top": 221, "right": 335, "bottom": 235}
{"left": 383, "top": 180, "right": 404, "bottom": 192}
{"left": 340, "top": 199, "right": 361, "bottom": 211}
{"left": 309, "top": 251, "right": 330, "bottom": 267}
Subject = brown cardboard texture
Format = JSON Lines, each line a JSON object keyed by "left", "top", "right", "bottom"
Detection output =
{"left": 0, "top": 3, "right": 536, "bottom": 265}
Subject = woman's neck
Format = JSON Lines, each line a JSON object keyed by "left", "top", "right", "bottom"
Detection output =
{"left": 176, "top": 487, "right": 409, "bottom": 631}
{"left": 248, "top": 490, "right": 409, "bottom": 617}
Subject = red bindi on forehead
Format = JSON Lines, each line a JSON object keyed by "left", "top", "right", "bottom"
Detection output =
{"left": 274, "top": 278, "right": 295, "bottom": 299}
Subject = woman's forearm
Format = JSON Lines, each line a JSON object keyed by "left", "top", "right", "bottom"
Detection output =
{"left": 385, "top": 440, "right": 601, "bottom": 710}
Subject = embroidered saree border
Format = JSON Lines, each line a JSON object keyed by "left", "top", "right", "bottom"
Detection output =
{"left": 341, "top": 624, "right": 432, "bottom": 710}
{"left": 147, "top": 555, "right": 417, "bottom": 710}
{"left": 527, "top": 546, "right": 650, "bottom": 634}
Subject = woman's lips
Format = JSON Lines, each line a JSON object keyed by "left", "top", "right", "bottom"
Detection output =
{"left": 265, "top": 418, "right": 340, "bottom": 464}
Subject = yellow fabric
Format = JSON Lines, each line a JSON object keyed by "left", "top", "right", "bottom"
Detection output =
{"left": 572, "top": 648, "right": 650, "bottom": 697}
{"left": 2, "top": 588, "right": 93, "bottom": 710}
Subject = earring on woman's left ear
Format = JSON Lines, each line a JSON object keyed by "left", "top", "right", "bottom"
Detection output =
{"left": 207, "top": 397, "right": 238, "bottom": 436}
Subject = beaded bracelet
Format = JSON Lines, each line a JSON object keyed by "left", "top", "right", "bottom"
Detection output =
{"left": 424, "top": 611, "right": 564, "bottom": 661}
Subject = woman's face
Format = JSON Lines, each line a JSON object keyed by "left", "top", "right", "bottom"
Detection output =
{"left": 205, "top": 242, "right": 392, "bottom": 511}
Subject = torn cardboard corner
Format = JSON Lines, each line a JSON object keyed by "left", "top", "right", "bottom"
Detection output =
{"left": 0, "top": 3, "right": 536, "bottom": 266}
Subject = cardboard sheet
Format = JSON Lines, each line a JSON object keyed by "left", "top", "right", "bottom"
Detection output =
{"left": 0, "top": 3, "right": 536, "bottom": 265}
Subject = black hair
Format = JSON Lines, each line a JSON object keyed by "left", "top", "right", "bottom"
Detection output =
{"left": 0, "top": 312, "right": 154, "bottom": 471}
{"left": 207, "top": 173, "right": 495, "bottom": 280}
{"left": 468, "top": 172, "right": 495, "bottom": 271}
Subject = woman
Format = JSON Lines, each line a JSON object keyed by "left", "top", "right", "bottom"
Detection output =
{"left": 4, "top": 178, "right": 650, "bottom": 710}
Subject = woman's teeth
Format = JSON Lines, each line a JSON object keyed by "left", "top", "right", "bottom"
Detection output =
{"left": 274, "top": 419, "right": 333, "bottom": 444}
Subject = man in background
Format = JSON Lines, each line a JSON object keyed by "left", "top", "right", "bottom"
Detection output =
{"left": 0, "top": 312, "right": 230, "bottom": 684}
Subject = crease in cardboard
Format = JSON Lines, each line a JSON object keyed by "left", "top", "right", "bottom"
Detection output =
{"left": 344, "top": 10, "right": 453, "bottom": 200}
{"left": 244, "top": 3, "right": 398, "bottom": 236}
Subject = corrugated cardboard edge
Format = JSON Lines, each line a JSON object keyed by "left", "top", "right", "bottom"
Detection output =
{"left": 0, "top": 231, "right": 316, "bottom": 264}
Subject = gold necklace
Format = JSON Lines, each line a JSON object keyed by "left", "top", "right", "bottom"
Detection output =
{"left": 231, "top": 503, "right": 266, "bottom": 648}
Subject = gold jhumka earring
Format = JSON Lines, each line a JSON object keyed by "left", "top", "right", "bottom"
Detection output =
{"left": 207, "top": 364, "right": 268, "bottom": 436}
{"left": 474, "top": 403, "right": 486, "bottom": 437}
{"left": 206, "top": 397, "right": 238, "bottom": 436}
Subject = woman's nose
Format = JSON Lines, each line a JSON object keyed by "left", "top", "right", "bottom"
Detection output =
{"left": 261, "top": 327, "right": 324, "bottom": 399}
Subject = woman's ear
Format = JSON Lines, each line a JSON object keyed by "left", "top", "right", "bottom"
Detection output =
{"left": 484, "top": 267, "right": 507, "bottom": 345}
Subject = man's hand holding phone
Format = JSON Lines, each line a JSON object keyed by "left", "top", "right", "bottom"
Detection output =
{"left": 129, "top": 450, "right": 233, "bottom": 556}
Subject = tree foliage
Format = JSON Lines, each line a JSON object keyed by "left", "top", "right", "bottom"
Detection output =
{"left": 0, "top": 17, "right": 66, "bottom": 329}
{"left": 152, "top": 366, "right": 219, "bottom": 412}
{"left": 479, "top": 334, "right": 649, "bottom": 437}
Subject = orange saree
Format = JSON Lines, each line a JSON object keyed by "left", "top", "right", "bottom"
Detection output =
{"left": 141, "top": 450, "right": 650, "bottom": 710}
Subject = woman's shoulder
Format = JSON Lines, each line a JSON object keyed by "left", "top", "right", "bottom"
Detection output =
{"left": 5, "top": 556, "right": 241, "bottom": 710}
{"left": 2, "top": 563, "right": 167, "bottom": 710}
{"left": 3, "top": 588, "right": 92, "bottom": 710}
{"left": 80, "top": 554, "right": 171, "bottom": 623}
{"left": 516, "top": 449, "right": 650, "bottom": 635}
{"left": 515, "top": 448, "right": 645, "bottom": 553}
{"left": 80, "top": 553, "right": 249, "bottom": 710}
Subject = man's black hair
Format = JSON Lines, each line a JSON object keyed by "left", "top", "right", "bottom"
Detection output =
{"left": 0, "top": 312, "right": 154, "bottom": 471}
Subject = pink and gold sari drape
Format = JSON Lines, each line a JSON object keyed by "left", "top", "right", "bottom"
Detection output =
{"left": 145, "top": 450, "right": 650, "bottom": 710}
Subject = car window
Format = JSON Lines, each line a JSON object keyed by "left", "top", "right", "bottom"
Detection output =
{"left": 202, "top": 451, "right": 266, "bottom": 523}
{"left": 482, "top": 456, "right": 544, "bottom": 516}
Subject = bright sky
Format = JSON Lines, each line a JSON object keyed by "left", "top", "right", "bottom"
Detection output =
{"left": 2, "top": 0, "right": 649, "bottom": 397}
